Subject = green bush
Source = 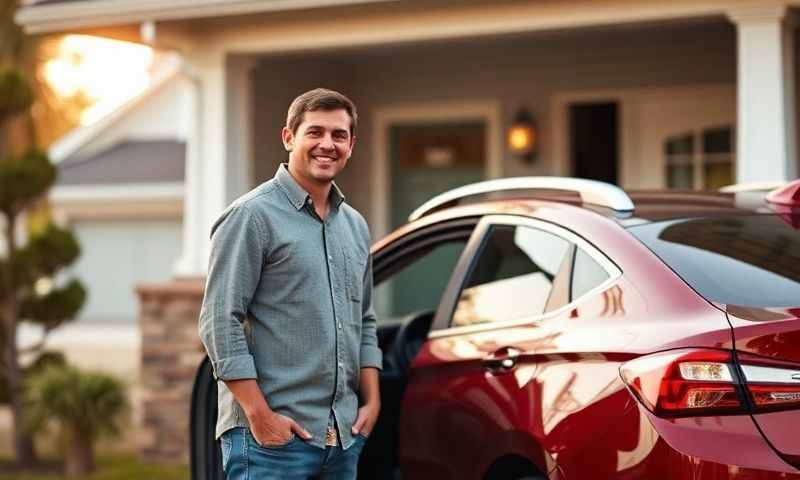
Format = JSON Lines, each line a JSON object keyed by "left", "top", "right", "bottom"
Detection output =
{"left": 0, "top": 351, "right": 66, "bottom": 404}
{"left": 25, "top": 365, "right": 128, "bottom": 478}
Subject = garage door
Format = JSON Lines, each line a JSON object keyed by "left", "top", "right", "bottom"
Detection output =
{"left": 69, "top": 220, "right": 182, "bottom": 323}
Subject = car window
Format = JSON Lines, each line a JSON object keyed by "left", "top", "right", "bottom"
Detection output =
{"left": 628, "top": 214, "right": 800, "bottom": 307}
{"left": 451, "top": 224, "right": 570, "bottom": 328}
{"left": 571, "top": 247, "right": 611, "bottom": 301}
{"left": 374, "top": 239, "right": 468, "bottom": 323}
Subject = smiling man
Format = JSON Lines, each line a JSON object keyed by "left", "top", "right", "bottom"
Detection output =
{"left": 198, "top": 88, "right": 382, "bottom": 480}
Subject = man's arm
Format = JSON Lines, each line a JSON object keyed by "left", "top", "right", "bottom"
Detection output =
{"left": 352, "top": 251, "right": 383, "bottom": 436}
{"left": 198, "top": 204, "right": 310, "bottom": 445}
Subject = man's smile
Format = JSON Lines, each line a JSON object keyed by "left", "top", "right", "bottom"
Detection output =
{"left": 311, "top": 154, "right": 338, "bottom": 164}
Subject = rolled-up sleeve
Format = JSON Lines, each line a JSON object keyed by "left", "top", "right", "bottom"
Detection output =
{"left": 198, "top": 204, "right": 266, "bottom": 381}
{"left": 359, "top": 253, "right": 383, "bottom": 370}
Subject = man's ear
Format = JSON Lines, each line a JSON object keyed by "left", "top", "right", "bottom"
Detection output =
{"left": 281, "top": 126, "right": 294, "bottom": 152}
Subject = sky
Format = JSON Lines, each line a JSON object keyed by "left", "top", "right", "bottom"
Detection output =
{"left": 43, "top": 35, "right": 154, "bottom": 126}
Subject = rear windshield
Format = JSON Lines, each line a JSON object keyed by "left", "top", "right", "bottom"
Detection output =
{"left": 628, "top": 214, "right": 800, "bottom": 307}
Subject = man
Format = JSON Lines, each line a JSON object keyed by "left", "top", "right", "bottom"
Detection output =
{"left": 198, "top": 88, "right": 381, "bottom": 480}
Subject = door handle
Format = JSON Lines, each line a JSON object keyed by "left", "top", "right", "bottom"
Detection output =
{"left": 482, "top": 356, "right": 517, "bottom": 370}
{"left": 482, "top": 347, "right": 523, "bottom": 372}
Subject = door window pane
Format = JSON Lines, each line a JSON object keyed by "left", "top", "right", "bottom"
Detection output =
{"left": 571, "top": 248, "right": 611, "bottom": 301}
{"left": 451, "top": 225, "right": 570, "bottom": 327}
{"left": 374, "top": 239, "right": 468, "bottom": 323}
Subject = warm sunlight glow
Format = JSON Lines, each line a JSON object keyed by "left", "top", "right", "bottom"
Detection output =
{"left": 44, "top": 35, "right": 154, "bottom": 125}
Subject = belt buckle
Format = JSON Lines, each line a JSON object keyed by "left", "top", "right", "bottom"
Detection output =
{"left": 325, "top": 425, "right": 338, "bottom": 446}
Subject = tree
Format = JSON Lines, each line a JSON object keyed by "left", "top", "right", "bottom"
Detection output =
{"left": 0, "top": 67, "right": 86, "bottom": 468}
{"left": 26, "top": 364, "right": 128, "bottom": 478}
{"left": 1, "top": 0, "right": 88, "bottom": 151}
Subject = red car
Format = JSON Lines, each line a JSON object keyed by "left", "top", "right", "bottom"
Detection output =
{"left": 192, "top": 177, "right": 800, "bottom": 479}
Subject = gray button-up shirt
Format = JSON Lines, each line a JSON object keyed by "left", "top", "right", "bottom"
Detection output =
{"left": 198, "top": 163, "right": 382, "bottom": 450}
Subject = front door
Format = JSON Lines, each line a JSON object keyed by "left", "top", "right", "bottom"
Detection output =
{"left": 387, "top": 122, "right": 485, "bottom": 327}
{"left": 570, "top": 102, "right": 618, "bottom": 185}
{"left": 389, "top": 122, "right": 485, "bottom": 230}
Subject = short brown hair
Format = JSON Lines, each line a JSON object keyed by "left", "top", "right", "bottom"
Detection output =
{"left": 286, "top": 88, "right": 358, "bottom": 136}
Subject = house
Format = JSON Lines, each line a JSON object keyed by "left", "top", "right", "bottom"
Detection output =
{"left": 16, "top": 0, "right": 800, "bottom": 464}
{"left": 29, "top": 53, "right": 188, "bottom": 378}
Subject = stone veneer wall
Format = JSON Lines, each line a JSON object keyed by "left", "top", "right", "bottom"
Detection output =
{"left": 136, "top": 278, "right": 206, "bottom": 464}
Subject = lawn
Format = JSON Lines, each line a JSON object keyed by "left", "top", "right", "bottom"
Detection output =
{"left": 0, "top": 454, "right": 188, "bottom": 480}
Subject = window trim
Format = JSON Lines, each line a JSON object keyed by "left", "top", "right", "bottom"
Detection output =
{"left": 373, "top": 217, "right": 480, "bottom": 284}
{"left": 429, "top": 214, "right": 622, "bottom": 338}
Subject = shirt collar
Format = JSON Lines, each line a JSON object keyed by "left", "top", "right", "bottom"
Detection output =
{"left": 275, "top": 163, "right": 346, "bottom": 211}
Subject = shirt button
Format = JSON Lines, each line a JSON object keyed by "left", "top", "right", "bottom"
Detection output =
{"left": 338, "top": 322, "right": 342, "bottom": 329}
{"left": 328, "top": 255, "right": 332, "bottom": 260}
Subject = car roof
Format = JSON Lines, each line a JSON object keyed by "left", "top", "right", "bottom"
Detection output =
{"left": 409, "top": 188, "right": 779, "bottom": 226}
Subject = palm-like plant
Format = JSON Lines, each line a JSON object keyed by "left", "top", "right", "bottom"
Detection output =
{"left": 25, "top": 364, "right": 129, "bottom": 478}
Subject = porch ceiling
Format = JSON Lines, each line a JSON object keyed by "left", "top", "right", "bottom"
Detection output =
{"left": 15, "top": 0, "right": 399, "bottom": 34}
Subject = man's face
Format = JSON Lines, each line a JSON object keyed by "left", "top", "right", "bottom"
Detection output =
{"left": 282, "top": 108, "right": 355, "bottom": 186}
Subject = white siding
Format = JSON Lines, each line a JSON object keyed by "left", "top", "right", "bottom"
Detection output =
{"left": 72, "top": 78, "right": 189, "bottom": 162}
{"left": 69, "top": 220, "right": 182, "bottom": 323}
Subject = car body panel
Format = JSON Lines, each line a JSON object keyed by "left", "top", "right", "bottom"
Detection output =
{"left": 396, "top": 197, "right": 799, "bottom": 479}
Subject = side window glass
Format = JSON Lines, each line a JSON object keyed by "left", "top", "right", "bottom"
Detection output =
{"left": 374, "top": 239, "right": 468, "bottom": 323}
{"left": 570, "top": 248, "right": 610, "bottom": 301}
{"left": 451, "top": 225, "right": 570, "bottom": 327}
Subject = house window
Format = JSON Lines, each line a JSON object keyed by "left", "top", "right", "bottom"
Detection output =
{"left": 665, "top": 133, "right": 694, "bottom": 189}
{"left": 702, "top": 127, "right": 733, "bottom": 190}
{"left": 665, "top": 126, "right": 734, "bottom": 190}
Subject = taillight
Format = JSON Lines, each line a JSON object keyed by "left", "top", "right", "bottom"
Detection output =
{"left": 739, "top": 353, "right": 800, "bottom": 413}
{"left": 620, "top": 349, "right": 744, "bottom": 417}
{"left": 620, "top": 349, "right": 800, "bottom": 417}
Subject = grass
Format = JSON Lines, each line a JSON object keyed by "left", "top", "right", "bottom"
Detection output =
{"left": 0, "top": 453, "right": 189, "bottom": 480}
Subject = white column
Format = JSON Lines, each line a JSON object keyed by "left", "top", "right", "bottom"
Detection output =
{"left": 729, "top": 4, "right": 797, "bottom": 183}
{"left": 173, "top": 50, "right": 255, "bottom": 277}
{"left": 173, "top": 59, "right": 205, "bottom": 278}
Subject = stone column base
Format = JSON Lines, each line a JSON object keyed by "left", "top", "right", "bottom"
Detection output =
{"left": 136, "top": 277, "right": 206, "bottom": 464}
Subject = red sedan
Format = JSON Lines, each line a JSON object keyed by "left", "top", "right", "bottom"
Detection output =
{"left": 192, "top": 178, "right": 800, "bottom": 479}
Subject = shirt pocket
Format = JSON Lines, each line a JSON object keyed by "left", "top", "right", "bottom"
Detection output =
{"left": 344, "top": 249, "right": 368, "bottom": 303}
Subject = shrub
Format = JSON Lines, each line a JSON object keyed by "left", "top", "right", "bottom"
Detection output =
{"left": 25, "top": 364, "right": 128, "bottom": 478}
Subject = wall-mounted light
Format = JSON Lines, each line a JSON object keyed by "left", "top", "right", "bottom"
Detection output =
{"left": 507, "top": 108, "right": 537, "bottom": 163}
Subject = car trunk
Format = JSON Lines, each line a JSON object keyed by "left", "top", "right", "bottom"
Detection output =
{"left": 727, "top": 305, "right": 800, "bottom": 469}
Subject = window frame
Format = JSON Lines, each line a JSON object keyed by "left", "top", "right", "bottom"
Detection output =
{"left": 430, "top": 214, "right": 623, "bottom": 338}
{"left": 664, "top": 124, "right": 736, "bottom": 190}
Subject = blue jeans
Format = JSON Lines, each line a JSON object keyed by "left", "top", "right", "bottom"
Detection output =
{"left": 220, "top": 427, "right": 367, "bottom": 480}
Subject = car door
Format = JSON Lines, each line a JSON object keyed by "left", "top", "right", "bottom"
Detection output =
{"left": 359, "top": 216, "right": 481, "bottom": 479}
{"left": 398, "top": 214, "right": 600, "bottom": 480}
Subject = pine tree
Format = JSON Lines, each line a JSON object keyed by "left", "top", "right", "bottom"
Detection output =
{"left": 0, "top": 66, "right": 86, "bottom": 468}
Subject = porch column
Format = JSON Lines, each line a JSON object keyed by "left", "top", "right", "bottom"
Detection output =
{"left": 173, "top": 50, "right": 255, "bottom": 277}
{"left": 729, "top": 4, "right": 797, "bottom": 183}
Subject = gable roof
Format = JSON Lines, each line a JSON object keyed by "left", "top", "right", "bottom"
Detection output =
{"left": 57, "top": 139, "right": 185, "bottom": 186}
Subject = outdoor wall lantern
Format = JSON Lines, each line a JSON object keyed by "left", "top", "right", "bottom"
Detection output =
{"left": 507, "top": 108, "right": 537, "bottom": 163}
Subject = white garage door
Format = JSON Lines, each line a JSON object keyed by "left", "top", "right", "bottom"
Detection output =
{"left": 69, "top": 220, "right": 182, "bottom": 324}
